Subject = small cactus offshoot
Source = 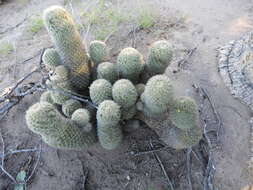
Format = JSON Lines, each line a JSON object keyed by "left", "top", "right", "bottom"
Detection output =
{"left": 42, "top": 48, "right": 61, "bottom": 69}
{"left": 89, "top": 40, "right": 109, "bottom": 65}
{"left": 146, "top": 40, "right": 173, "bottom": 74}
{"left": 62, "top": 99, "right": 82, "bottom": 118}
{"left": 97, "top": 62, "right": 118, "bottom": 83}
{"left": 142, "top": 75, "right": 173, "bottom": 115}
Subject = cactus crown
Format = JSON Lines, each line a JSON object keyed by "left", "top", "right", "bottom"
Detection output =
{"left": 97, "top": 62, "right": 118, "bottom": 83}
{"left": 147, "top": 40, "right": 173, "bottom": 74}
{"left": 42, "top": 48, "right": 62, "bottom": 69}
{"left": 89, "top": 40, "right": 109, "bottom": 65}
{"left": 96, "top": 100, "right": 121, "bottom": 126}
{"left": 117, "top": 47, "right": 144, "bottom": 82}
{"left": 112, "top": 79, "right": 138, "bottom": 108}
{"left": 89, "top": 79, "right": 112, "bottom": 105}
{"left": 142, "top": 74, "right": 173, "bottom": 115}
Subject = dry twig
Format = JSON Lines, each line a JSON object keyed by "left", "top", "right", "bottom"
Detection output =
{"left": 186, "top": 148, "right": 193, "bottom": 190}
{"left": 149, "top": 141, "right": 174, "bottom": 190}
{"left": 0, "top": 130, "right": 17, "bottom": 183}
{"left": 177, "top": 47, "right": 197, "bottom": 68}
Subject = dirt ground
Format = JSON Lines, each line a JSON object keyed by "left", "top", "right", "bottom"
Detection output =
{"left": 0, "top": 0, "right": 253, "bottom": 189}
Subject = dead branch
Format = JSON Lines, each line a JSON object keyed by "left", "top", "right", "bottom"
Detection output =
{"left": 177, "top": 47, "right": 197, "bottom": 68}
{"left": 44, "top": 83, "right": 97, "bottom": 108}
{"left": 0, "top": 128, "right": 42, "bottom": 187}
{"left": 131, "top": 26, "right": 137, "bottom": 49}
{"left": 104, "top": 31, "right": 114, "bottom": 44}
{"left": 130, "top": 145, "right": 170, "bottom": 156}
{"left": 18, "top": 48, "right": 47, "bottom": 65}
{"left": 149, "top": 141, "right": 174, "bottom": 190}
{"left": 186, "top": 148, "right": 193, "bottom": 190}
{"left": 192, "top": 84, "right": 219, "bottom": 190}
{"left": 0, "top": 148, "right": 38, "bottom": 159}
{"left": 83, "top": 169, "right": 88, "bottom": 190}
{"left": 0, "top": 16, "right": 27, "bottom": 35}
{"left": 192, "top": 84, "right": 222, "bottom": 141}
{"left": 24, "top": 141, "right": 42, "bottom": 185}
{"left": 0, "top": 130, "right": 17, "bottom": 183}
{"left": 0, "top": 67, "right": 47, "bottom": 119}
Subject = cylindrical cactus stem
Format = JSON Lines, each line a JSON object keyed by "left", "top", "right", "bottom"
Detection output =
{"left": 97, "top": 62, "right": 118, "bottom": 83}
{"left": 89, "top": 79, "right": 112, "bottom": 105}
{"left": 112, "top": 79, "right": 138, "bottom": 109}
{"left": 146, "top": 40, "right": 173, "bottom": 75}
{"left": 43, "top": 6, "right": 90, "bottom": 90}
{"left": 62, "top": 99, "right": 82, "bottom": 118}
{"left": 40, "top": 91, "right": 54, "bottom": 104}
{"left": 26, "top": 102, "right": 97, "bottom": 149}
{"left": 169, "top": 97, "right": 199, "bottom": 130}
{"left": 89, "top": 40, "right": 109, "bottom": 65}
{"left": 49, "top": 65, "right": 73, "bottom": 105}
{"left": 117, "top": 47, "right": 144, "bottom": 82}
{"left": 142, "top": 75, "right": 173, "bottom": 117}
{"left": 71, "top": 108, "right": 90, "bottom": 126}
{"left": 96, "top": 100, "right": 123, "bottom": 150}
{"left": 42, "top": 48, "right": 62, "bottom": 69}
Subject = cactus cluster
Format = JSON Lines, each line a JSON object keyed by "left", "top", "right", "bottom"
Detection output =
{"left": 25, "top": 6, "right": 202, "bottom": 151}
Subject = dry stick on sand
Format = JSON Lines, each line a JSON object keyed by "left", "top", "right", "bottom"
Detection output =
{"left": 0, "top": 130, "right": 17, "bottom": 183}
{"left": 0, "top": 129, "right": 42, "bottom": 186}
{"left": 0, "top": 16, "right": 27, "bottom": 35}
{"left": 0, "top": 49, "right": 47, "bottom": 119}
{"left": 177, "top": 47, "right": 197, "bottom": 67}
{"left": 130, "top": 145, "right": 170, "bottom": 156}
{"left": 192, "top": 84, "right": 219, "bottom": 190}
{"left": 0, "top": 47, "right": 97, "bottom": 119}
{"left": 186, "top": 148, "right": 193, "bottom": 190}
{"left": 149, "top": 141, "right": 174, "bottom": 190}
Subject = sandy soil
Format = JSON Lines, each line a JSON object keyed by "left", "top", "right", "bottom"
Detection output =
{"left": 0, "top": 0, "right": 253, "bottom": 189}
